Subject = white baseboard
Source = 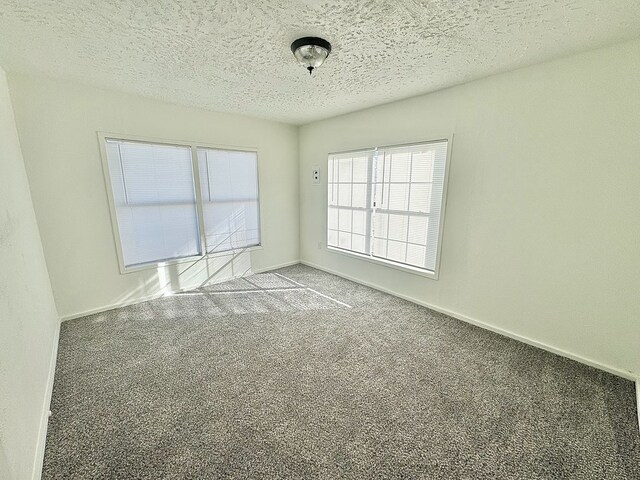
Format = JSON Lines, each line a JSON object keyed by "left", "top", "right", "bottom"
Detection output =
{"left": 31, "top": 321, "right": 60, "bottom": 480}
{"left": 253, "top": 260, "right": 300, "bottom": 273}
{"left": 636, "top": 380, "right": 640, "bottom": 433}
{"left": 300, "top": 260, "right": 636, "bottom": 381}
{"left": 60, "top": 259, "right": 301, "bottom": 322}
{"left": 60, "top": 291, "right": 174, "bottom": 322}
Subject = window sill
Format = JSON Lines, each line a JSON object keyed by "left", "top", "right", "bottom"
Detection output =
{"left": 119, "top": 244, "right": 262, "bottom": 274}
{"left": 326, "top": 245, "right": 439, "bottom": 280}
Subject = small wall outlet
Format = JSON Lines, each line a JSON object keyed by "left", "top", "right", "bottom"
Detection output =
{"left": 317, "top": 241, "right": 322, "bottom": 250}
{"left": 312, "top": 166, "right": 320, "bottom": 185}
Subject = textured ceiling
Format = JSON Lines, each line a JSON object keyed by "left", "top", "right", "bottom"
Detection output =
{"left": 0, "top": 1, "right": 639, "bottom": 124}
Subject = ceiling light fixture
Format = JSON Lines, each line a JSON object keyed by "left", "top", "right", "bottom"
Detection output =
{"left": 291, "top": 37, "right": 332, "bottom": 75}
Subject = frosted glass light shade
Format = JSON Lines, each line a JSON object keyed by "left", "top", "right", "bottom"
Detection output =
{"left": 291, "top": 37, "right": 332, "bottom": 74}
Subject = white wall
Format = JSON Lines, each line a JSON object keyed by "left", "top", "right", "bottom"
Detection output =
{"left": 299, "top": 39, "right": 640, "bottom": 377}
{"left": 8, "top": 75, "right": 300, "bottom": 320}
{"left": 0, "top": 67, "right": 59, "bottom": 480}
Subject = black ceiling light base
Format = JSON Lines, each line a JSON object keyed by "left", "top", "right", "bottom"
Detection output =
{"left": 291, "top": 37, "right": 332, "bottom": 54}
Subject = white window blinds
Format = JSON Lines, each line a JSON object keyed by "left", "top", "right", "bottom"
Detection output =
{"left": 102, "top": 138, "right": 262, "bottom": 271}
{"left": 197, "top": 148, "right": 261, "bottom": 253}
{"left": 327, "top": 140, "right": 449, "bottom": 274}
{"left": 104, "top": 139, "right": 202, "bottom": 268}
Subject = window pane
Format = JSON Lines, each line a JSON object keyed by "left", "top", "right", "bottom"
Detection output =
{"left": 387, "top": 214, "right": 408, "bottom": 242}
{"left": 338, "top": 208, "right": 352, "bottom": 232}
{"left": 411, "top": 151, "right": 434, "bottom": 183}
{"left": 328, "top": 207, "right": 339, "bottom": 230}
{"left": 352, "top": 156, "right": 368, "bottom": 183}
{"left": 338, "top": 184, "right": 352, "bottom": 207}
{"left": 388, "top": 183, "right": 409, "bottom": 211}
{"left": 105, "top": 139, "right": 201, "bottom": 268}
{"left": 374, "top": 153, "right": 386, "bottom": 183}
{"left": 373, "top": 212, "right": 388, "bottom": 238}
{"left": 408, "top": 216, "right": 428, "bottom": 246}
{"left": 408, "top": 183, "right": 432, "bottom": 213}
{"left": 328, "top": 182, "right": 339, "bottom": 206}
{"left": 338, "top": 231, "right": 351, "bottom": 249}
{"left": 374, "top": 182, "right": 390, "bottom": 210}
{"left": 406, "top": 244, "right": 427, "bottom": 268}
{"left": 352, "top": 184, "right": 367, "bottom": 208}
{"left": 338, "top": 158, "right": 352, "bottom": 183}
{"left": 352, "top": 210, "right": 366, "bottom": 235}
{"left": 389, "top": 152, "right": 411, "bottom": 182}
{"left": 351, "top": 234, "right": 366, "bottom": 253}
{"left": 197, "top": 148, "right": 261, "bottom": 253}
{"left": 386, "top": 240, "right": 407, "bottom": 263}
{"left": 372, "top": 237, "right": 387, "bottom": 257}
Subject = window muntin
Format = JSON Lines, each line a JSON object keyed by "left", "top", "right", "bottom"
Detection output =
{"left": 197, "top": 148, "right": 261, "bottom": 253}
{"left": 327, "top": 140, "right": 449, "bottom": 275}
{"left": 102, "top": 136, "right": 261, "bottom": 272}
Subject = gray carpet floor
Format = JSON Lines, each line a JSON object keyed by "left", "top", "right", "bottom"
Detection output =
{"left": 43, "top": 264, "right": 640, "bottom": 479}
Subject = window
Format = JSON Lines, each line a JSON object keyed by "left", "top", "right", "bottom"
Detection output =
{"left": 327, "top": 149, "right": 374, "bottom": 255}
{"left": 101, "top": 136, "right": 261, "bottom": 272}
{"left": 197, "top": 148, "right": 260, "bottom": 253}
{"left": 327, "top": 139, "right": 450, "bottom": 277}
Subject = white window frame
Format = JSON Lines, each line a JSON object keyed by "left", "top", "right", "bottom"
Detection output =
{"left": 98, "top": 132, "right": 263, "bottom": 274}
{"left": 326, "top": 136, "right": 453, "bottom": 280}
